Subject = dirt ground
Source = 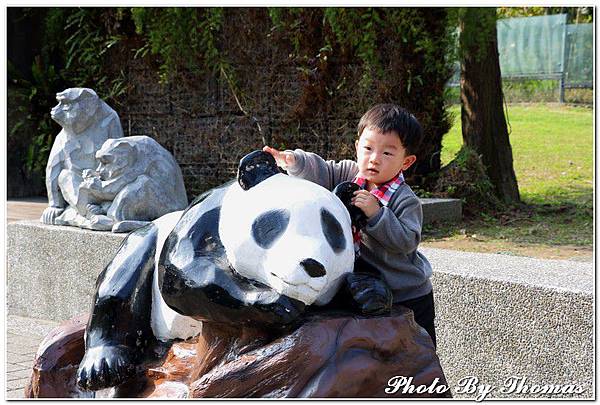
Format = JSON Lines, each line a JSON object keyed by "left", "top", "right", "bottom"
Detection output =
{"left": 421, "top": 238, "right": 593, "bottom": 262}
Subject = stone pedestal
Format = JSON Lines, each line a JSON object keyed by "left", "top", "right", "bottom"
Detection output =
{"left": 7, "top": 221, "right": 125, "bottom": 321}
{"left": 421, "top": 198, "right": 462, "bottom": 224}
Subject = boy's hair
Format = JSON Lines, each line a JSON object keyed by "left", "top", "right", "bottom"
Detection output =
{"left": 357, "top": 104, "right": 423, "bottom": 156}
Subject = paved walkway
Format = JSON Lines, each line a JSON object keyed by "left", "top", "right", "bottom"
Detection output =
{"left": 6, "top": 198, "right": 56, "bottom": 398}
{"left": 7, "top": 197, "right": 47, "bottom": 223}
{"left": 6, "top": 315, "right": 60, "bottom": 398}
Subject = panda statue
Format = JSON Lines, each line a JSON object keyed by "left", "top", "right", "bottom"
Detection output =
{"left": 76, "top": 150, "right": 392, "bottom": 392}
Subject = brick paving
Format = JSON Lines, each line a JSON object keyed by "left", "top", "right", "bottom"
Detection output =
{"left": 6, "top": 315, "right": 60, "bottom": 398}
{"left": 6, "top": 198, "right": 52, "bottom": 398}
{"left": 7, "top": 197, "right": 47, "bottom": 223}
{"left": 5, "top": 199, "right": 62, "bottom": 398}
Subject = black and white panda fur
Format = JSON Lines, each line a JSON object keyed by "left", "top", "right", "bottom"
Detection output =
{"left": 150, "top": 166, "right": 355, "bottom": 339}
{"left": 76, "top": 150, "right": 390, "bottom": 392}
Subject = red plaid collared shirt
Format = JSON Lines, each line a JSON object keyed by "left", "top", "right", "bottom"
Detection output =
{"left": 351, "top": 171, "right": 405, "bottom": 254}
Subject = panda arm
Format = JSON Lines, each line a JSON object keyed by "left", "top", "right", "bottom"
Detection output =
{"left": 77, "top": 224, "right": 157, "bottom": 391}
{"left": 344, "top": 272, "right": 393, "bottom": 315}
{"left": 159, "top": 258, "right": 305, "bottom": 327}
{"left": 85, "top": 224, "right": 157, "bottom": 350}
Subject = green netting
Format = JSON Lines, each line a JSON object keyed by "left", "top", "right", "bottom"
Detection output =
{"left": 564, "top": 23, "right": 593, "bottom": 86}
{"left": 447, "top": 14, "right": 592, "bottom": 94}
{"left": 497, "top": 14, "right": 567, "bottom": 77}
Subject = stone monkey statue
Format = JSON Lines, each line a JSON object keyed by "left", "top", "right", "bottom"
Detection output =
{"left": 41, "top": 88, "right": 123, "bottom": 227}
{"left": 76, "top": 136, "right": 189, "bottom": 233}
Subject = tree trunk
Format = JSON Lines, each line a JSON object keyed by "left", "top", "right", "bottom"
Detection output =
{"left": 459, "top": 7, "right": 520, "bottom": 204}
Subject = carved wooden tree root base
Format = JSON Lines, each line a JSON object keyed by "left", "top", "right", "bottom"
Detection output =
{"left": 25, "top": 308, "right": 451, "bottom": 398}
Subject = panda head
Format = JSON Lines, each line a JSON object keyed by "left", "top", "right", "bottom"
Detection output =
{"left": 218, "top": 151, "right": 355, "bottom": 306}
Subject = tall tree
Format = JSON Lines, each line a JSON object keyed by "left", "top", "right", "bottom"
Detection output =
{"left": 459, "top": 7, "right": 520, "bottom": 204}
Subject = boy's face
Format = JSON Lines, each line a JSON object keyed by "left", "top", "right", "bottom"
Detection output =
{"left": 355, "top": 127, "right": 417, "bottom": 187}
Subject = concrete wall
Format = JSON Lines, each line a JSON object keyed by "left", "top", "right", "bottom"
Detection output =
{"left": 422, "top": 248, "right": 593, "bottom": 399}
{"left": 7, "top": 222, "right": 126, "bottom": 321}
{"left": 6, "top": 221, "right": 593, "bottom": 398}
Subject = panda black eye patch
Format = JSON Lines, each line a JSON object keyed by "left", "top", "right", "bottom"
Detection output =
{"left": 251, "top": 209, "right": 291, "bottom": 249}
{"left": 320, "top": 208, "right": 346, "bottom": 253}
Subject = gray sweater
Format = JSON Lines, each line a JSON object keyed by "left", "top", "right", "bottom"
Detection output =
{"left": 287, "top": 149, "right": 433, "bottom": 303}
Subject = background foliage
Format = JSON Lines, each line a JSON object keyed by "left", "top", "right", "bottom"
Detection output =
{"left": 8, "top": 7, "right": 589, "bottom": 199}
{"left": 8, "top": 7, "right": 455, "bottom": 197}
{"left": 8, "top": 8, "right": 131, "bottom": 196}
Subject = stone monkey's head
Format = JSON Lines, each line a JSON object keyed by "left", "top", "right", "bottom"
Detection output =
{"left": 95, "top": 138, "right": 137, "bottom": 180}
{"left": 51, "top": 88, "right": 101, "bottom": 134}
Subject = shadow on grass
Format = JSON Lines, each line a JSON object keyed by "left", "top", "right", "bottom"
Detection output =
{"left": 423, "top": 184, "right": 592, "bottom": 248}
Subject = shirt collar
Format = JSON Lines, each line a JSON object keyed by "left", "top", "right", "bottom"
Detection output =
{"left": 352, "top": 171, "right": 405, "bottom": 207}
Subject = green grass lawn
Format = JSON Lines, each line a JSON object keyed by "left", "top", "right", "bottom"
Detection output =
{"left": 424, "top": 104, "right": 594, "bottom": 253}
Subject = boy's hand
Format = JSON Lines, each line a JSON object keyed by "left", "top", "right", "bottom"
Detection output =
{"left": 352, "top": 190, "right": 381, "bottom": 219}
{"left": 262, "top": 146, "right": 296, "bottom": 169}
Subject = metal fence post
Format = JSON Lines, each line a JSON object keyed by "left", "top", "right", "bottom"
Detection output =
{"left": 559, "top": 17, "right": 569, "bottom": 103}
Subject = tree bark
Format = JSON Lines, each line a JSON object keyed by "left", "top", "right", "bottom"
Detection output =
{"left": 459, "top": 8, "right": 520, "bottom": 204}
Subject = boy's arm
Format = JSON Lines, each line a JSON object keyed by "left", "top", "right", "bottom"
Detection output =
{"left": 286, "top": 149, "right": 358, "bottom": 191}
{"left": 363, "top": 194, "right": 423, "bottom": 254}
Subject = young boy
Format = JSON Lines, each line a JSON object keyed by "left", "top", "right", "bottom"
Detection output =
{"left": 263, "top": 103, "right": 436, "bottom": 347}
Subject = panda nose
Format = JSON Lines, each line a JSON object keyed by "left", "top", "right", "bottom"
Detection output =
{"left": 300, "top": 259, "right": 326, "bottom": 278}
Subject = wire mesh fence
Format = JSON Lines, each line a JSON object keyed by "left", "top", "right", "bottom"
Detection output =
{"left": 564, "top": 23, "right": 593, "bottom": 88}
{"left": 448, "top": 14, "right": 593, "bottom": 104}
{"left": 498, "top": 14, "right": 567, "bottom": 78}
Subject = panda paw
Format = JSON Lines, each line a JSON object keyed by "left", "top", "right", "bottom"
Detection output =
{"left": 269, "top": 295, "right": 306, "bottom": 325}
{"left": 77, "top": 345, "right": 137, "bottom": 391}
{"left": 346, "top": 273, "right": 393, "bottom": 316}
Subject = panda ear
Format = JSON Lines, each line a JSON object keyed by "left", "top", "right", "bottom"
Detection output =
{"left": 237, "top": 150, "right": 281, "bottom": 190}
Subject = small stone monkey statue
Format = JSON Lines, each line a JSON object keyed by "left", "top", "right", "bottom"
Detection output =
{"left": 76, "top": 136, "right": 189, "bottom": 233}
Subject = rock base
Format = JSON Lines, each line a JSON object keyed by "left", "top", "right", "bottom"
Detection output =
{"left": 26, "top": 307, "right": 450, "bottom": 398}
